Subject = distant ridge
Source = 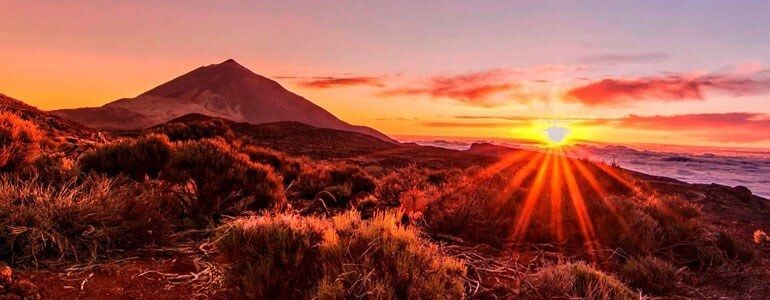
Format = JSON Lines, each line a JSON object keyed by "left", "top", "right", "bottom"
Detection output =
{"left": 51, "top": 59, "right": 396, "bottom": 143}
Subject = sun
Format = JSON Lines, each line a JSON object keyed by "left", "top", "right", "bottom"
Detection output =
{"left": 545, "top": 125, "right": 570, "bottom": 146}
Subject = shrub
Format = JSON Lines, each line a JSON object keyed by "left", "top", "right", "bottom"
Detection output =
{"left": 715, "top": 231, "right": 754, "bottom": 262}
{"left": 0, "top": 111, "right": 41, "bottom": 172}
{"left": 292, "top": 163, "right": 375, "bottom": 202}
{"left": 522, "top": 262, "right": 636, "bottom": 299}
{"left": 0, "top": 175, "right": 172, "bottom": 266}
{"left": 242, "top": 146, "right": 301, "bottom": 186}
{"left": 217, "top": 211, "right": 466, "bottom": 299}
{"left": 15, "top": 153, "right": 76, "bottom": 185}
{"left": 150, "top": 119, "right": 235, "bottom": 141}
{"left": 620, "top": 256, "right": 677, "bottom": 295}
{"left": 375, "top": 166, "right": 432, "bottom": 206}
{"left": 163, "top": 139, "right": 285, "bottom": 224}
{"left": 78, "top": 134, "right": 173, "bottom": 181}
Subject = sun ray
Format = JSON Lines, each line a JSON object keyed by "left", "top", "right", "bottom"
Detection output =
{"left": 510, "top": 150, "right": 553, "bottom": 242}
{"left": 563, "top": 148, "right": 631, "bottom": 230}
{"left": 549, "top": 148, "right": 565, "bottom": 242}
{"left": 477, "top": 149, "right": 534, "bottom": 179}
{"left": 495, "top": 151, "right": 547, "bottom": 203}
{"left": 558, "top": 148, "right": 599, "bottom": 259}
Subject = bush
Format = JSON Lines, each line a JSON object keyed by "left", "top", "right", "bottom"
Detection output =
{"left": 0, "top": 175, "right": 172, "bottom": 266}
{"left": 150, "top": 118, "right": 235, "bottom": 141}
{"left": 0, "top": 111, "right": 41, "bottom": 172}
{"left": 292, "top": 163, "right": 375, "bottom": 202}
{"left": 15, "top": 153, "right": 76, "bottom": 185}
{"left": 420, "top": 174, "right": 524, "bottom": 247}
{"left": 163, "top": 139, "right": 285, "bottom": 224}
{"left": 522, "top": 262, "right": 636, "bottom": 299}
{"left": 217, "top": 211, "right": 466, "bottom": 299}
{"left": 242, "top": 146, "right": 301, "bottom": 186}
{"left": 620, "top": 256, "right": 677, "bottom": 295}
{"left": 78, "top": 134, "right": 173, "bottom": 181}
{"left": 715, "top": 231, "right": 754, "bottom": 262}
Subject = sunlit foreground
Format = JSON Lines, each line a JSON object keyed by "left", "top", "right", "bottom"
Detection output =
{"left": 468, "top": 129, "right": 647, "bottom": 260}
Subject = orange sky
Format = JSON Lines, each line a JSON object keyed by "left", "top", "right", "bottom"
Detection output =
{"left": 2, "top": 1, "right": 770, "bottom": 149}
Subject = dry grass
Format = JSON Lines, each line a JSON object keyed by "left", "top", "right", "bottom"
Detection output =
{"left": 162, "top": 139, "right": 285, "bottom": 224}
{"left": 0, "top": 175, "right": 173, "bottom": 267}
{"left": 620, "top": 256, "right": 677, "bottom": 295}
{"left": 521, "top": 262, "right": 636, "bottom": 299}
{"left": 78, "top": 134, "right": 173, "bottom": 181}
{"left": 217, "top": 210, "right": 466, "bottom": 299}
{"left": 242, "top": 145, "right": 302, "bottom": 186}
{"left": 0, "top": 110, "right": 42, "bottom": 172}
{"left": 291, "top": 163, "right": 376, "bottom": 207}
{"left": 149, "top": 118, "right": 235, "bottom": 142}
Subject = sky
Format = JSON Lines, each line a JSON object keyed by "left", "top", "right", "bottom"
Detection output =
{"left": 2, "top": 0, "right": 770, "bottom": 149}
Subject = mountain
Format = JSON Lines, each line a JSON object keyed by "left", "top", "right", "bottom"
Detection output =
{"left": 51, "top": 59, "right": 395, "bottom": 142}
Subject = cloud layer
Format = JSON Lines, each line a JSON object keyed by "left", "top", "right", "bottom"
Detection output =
{"left": 566, "top": 72, "right": 770, "bottom": 106}
{"left": 380, "top": 69, "right": 517, "bottom": 107}
{"left": 295, "top": 76, "right": 385, "bottom": 88}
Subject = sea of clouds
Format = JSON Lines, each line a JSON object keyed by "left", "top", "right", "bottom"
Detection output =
{"left": 400, "top": 137, "right": 770, "bottom": 198}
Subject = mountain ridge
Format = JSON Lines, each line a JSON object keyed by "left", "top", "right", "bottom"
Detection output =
{"left": 51, "top": 59, "right": 395, "bottom": 142}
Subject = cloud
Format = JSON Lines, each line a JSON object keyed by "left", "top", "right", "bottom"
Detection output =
{"left": 615, "top": 113, "right": 770, "bottom": 142}
{"left": 566, "top": 71, "right": 770, "bottom": 106}
{"left": 448, "top": 113, "right": 770, "bottom": 142}
{"left": 381, "top": 69, "right": 519, "bottom": 107}
{"left": 421, "top": 121, "right": 516, "bottom": 128}
{"left": 579, "top": 52, "right": 670, "bottom": 64}
{"left": 295, "top": 76, "right": 385, "bottom": 88}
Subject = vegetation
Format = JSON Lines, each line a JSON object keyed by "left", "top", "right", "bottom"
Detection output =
{"left": 217, "top": 211, "right": 466, "bottom": 299}
{"left": 242, "top": 145, "right": 302, "bottom": 185}
{"left": 163, "top": 139, "right": 285, "bottom": 224}
{"left": 521, "top": 262, "right": 636, "bottom": 299}
{"left": 0, "top": 112, "right": 760, "bottom": 298}
{"left": 291, "top": 163, "right": 376, "bottom": 207}
{"left": 78, "top": 134, "right": 173, "bottom": 180}
{"left": 0, "top": 175, "right": 172, "bottom": 266}
{"left": 149, "top": 118, "right": 235, "bottom": 141}
{"left": 620, "top": 256, "right": 677, "bottom": 295}
{"left": 0, "top": 111, "right": 42, "bottom": 172}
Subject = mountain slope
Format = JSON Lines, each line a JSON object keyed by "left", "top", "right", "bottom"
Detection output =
{"left": 1, "top": 93, "right": 100, "bottom": 141}
{"left": 51, "top": 59, "right": 395, "bottom": 142}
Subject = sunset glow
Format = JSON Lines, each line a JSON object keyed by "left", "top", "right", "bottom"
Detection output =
{"left": 2, "top": 1, "right": 770, "bottom": 149}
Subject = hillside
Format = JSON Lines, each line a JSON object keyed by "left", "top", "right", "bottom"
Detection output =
{"left": 1, "top": 93, "right": 100, "bottom": 141}
{"left": 51, "top": 59, "right": 395, "bottom": 142}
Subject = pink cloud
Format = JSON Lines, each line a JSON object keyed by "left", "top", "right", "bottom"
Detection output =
{"left": 566, "top": 71, "right": 770, "bottom": 106}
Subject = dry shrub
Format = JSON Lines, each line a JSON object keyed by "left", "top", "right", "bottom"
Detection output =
{"left": 374, "top": 166, "right": 454, "bottom": 206}
{"left": 150, "top": 118, "right": 235, "bottom": 141}
{"left": 715, "top": 231, "right": 754, "bottom": 262}
{"left": 522, "top": 262, "right": 636, "bottom": 299}
{"left": 620, "top": 256, "right": 677, "bottom": 295}
{"left": 242, "top": 146, "right": 301, "bottom": 186}
{"left": 0, "top": 111, "right": 41, "bottom": 172}
{"left": 292, "top": 163, "right": 376, "bottom": 205}
{"left": 163, "top": 139, "right": 285, "bottom": 223}
{"left": 78, "top": 134, "right": 173, "bottom": 181}
{"left": 217, "top": 211, "right": 466, "bottom": 299}
{"left": 421, "top": 176, "right": 522, "bottom": 247}
{"left": 15, "top": 153, "right": 76, "bottom": 185}
{"left": 0, "top": 175, "right": 172, "bottom": 266}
